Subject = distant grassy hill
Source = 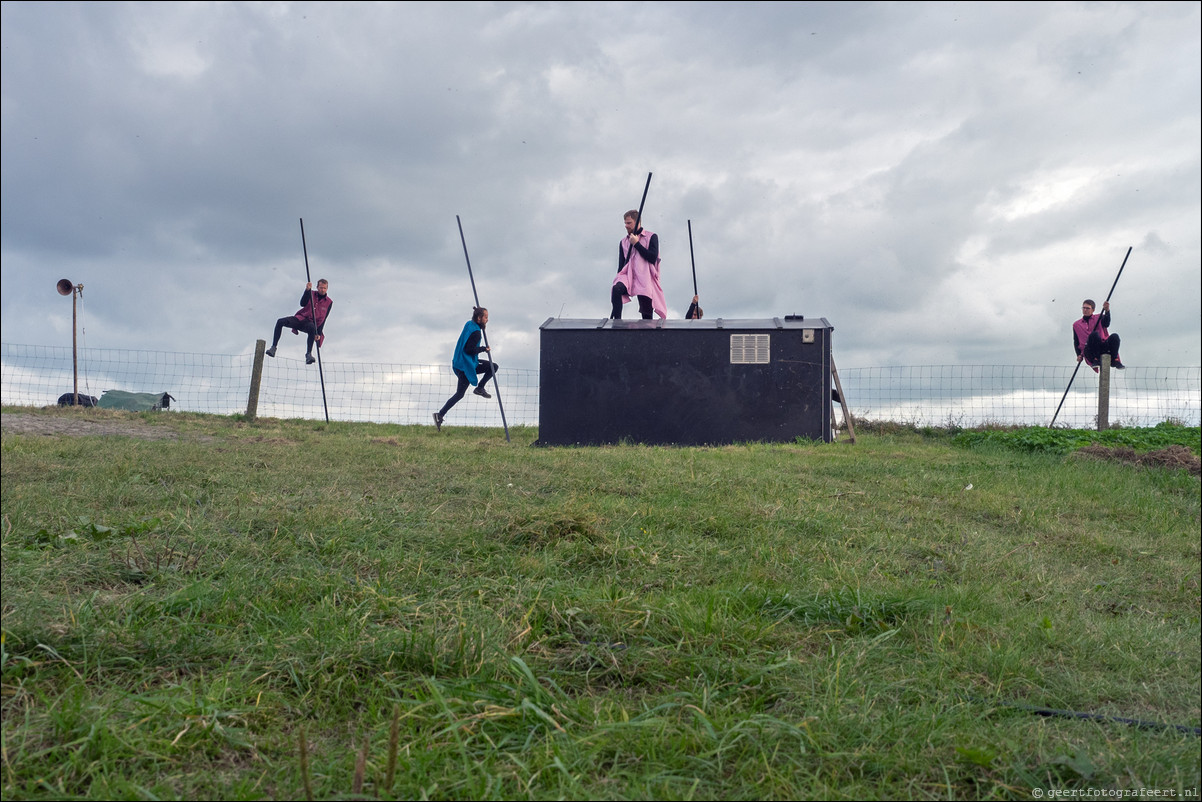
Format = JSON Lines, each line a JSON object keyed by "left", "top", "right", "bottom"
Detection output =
{"left": 2, "top": 407, "right": 1199, "bottom": 800}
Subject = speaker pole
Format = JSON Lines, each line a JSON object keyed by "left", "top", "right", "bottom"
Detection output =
{"left": 56, "top": 279, "right": 82, "bottom": 406}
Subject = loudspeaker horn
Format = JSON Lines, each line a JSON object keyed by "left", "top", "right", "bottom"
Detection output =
{"left": 57, "top": 279, "right": 74, "bottom": 296}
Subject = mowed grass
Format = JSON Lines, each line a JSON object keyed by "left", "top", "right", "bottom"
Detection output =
{"left": 1, "top": 407, "right": 1199, "bottom": 800}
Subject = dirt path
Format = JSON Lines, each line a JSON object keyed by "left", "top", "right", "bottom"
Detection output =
{"left": 1, "top": 412, "right": 188, "bottom": 441}
{"left": 1076, "top": 444, "right": 1201, "bottom": 475}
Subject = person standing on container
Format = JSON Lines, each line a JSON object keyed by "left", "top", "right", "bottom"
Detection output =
{"left": 1073, "top": 299, "right": 1125, "bottom": 372}
{"left": 266, "top": 279, "right": 332, "bottom": 365}
{"left": 433, "top": 307, "right": 498, "bottom": 430}
{"left": 611, "top": 210, "right": 667, "bottom": 320}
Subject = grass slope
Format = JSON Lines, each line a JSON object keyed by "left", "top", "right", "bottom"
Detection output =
{"left": 2, "top": 408, "right": 1199, "bottom": 800}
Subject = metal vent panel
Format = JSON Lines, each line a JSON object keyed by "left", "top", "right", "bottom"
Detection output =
{"left": 730, "top": 334, "right": 770, "bottom": 364}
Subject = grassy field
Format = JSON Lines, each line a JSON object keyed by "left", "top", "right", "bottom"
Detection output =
{"left": 1, "top": 406, "right": 1199, "bottom": 800}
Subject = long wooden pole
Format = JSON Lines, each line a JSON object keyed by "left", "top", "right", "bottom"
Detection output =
{"left": 1049, "top": 246, "right": 1132, "bottom": 427}
{"left": 687, "top": 219, "right": 698, "bottom": 297}
{"left": 299, "top": 218, "right": 330, "bottom": 423}
{"left": 632, "top": 172, "right": 652, "bottom": 233}
{"left": 456, "top": 215, "right": 510, "bottom": 442}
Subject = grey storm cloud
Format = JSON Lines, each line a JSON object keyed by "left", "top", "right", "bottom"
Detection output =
{"left": 3, "top": 1, "right": 1198, "bottom": 371}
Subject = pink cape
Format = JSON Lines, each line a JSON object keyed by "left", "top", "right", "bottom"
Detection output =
{"left": 613, "top": 230, "right": 667, "bottom": 319}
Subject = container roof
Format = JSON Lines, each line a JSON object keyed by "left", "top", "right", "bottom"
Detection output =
{"left": 539, "top": 317, "right": 831, "bottom": 331}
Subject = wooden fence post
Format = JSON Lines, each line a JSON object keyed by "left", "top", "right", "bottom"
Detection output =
{"left": 246, "top": 339, "right": 266, "bottom": 421}
{"left": 1097, "top": 354, "right": 1111, "bottom": 430}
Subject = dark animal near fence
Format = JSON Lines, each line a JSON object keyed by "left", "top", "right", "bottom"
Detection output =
{"left": 57, "top": 393, "right": 98, "bottom": 407}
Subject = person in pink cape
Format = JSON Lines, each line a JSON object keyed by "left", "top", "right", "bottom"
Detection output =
{"left": 610, "top": 210, "right": 666, "bottom": 320}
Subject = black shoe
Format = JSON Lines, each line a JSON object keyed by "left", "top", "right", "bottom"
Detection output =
{"left": 1113, "top": 360, "right": 1126, "bottom": 370}
{"left": 305, "top": 354, "right": 316, "bottom": 365}
{"left": 473, "top": 387, "right": 491, "bottom": 398}
{"left": 265, "top": 346, "right": 276, "bottom": 358}
{"left": 432, "top": 412, "right": 443, "bottom": 431}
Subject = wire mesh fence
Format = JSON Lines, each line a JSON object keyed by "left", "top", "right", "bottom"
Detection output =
{"left": 841, "top": 364, "right": 1200, "bottom": 429}
{"left": 3, "top": 342, "right": 1198, "bottom": 429}
{"left": 0, "top": 343, "right": 536, "bottom": 428}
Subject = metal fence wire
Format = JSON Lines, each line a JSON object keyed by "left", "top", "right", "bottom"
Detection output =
{"left": 3, "top": 343, "right": 1198, "bottom": 429}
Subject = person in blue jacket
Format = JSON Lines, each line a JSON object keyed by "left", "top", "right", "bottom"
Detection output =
{"left": 433, "top": 307, "right": 497, "bottom": 430}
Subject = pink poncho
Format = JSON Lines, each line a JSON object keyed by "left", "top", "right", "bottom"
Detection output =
{"left": 614, "top": 229, "right": 667, "bottom": 319}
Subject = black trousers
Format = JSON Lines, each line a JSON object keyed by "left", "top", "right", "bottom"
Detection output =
{"left": 611, "top": 283, "right": 653, "bottom": 319}
{"left": 1083, "top": 331, "right": 1121, "bottom": 366}
{"left": 438, "top": 362, "right": 498, "bottom": 417}
{"left": 272, "top": 316, "right": 317, "bottom": 353}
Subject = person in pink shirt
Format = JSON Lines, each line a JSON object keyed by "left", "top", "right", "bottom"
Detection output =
{"left": 611, "top": 210, "right": 667, "bottom": 320}
{"left": 266, "top": 280, "right": 332, "bottom": 365}
{"left": 1072, "top": 299, "right": 1125, "bottom": 372}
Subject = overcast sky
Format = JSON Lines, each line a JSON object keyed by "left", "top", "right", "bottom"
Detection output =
{"left": 3, "top": 1, "right": 1199, "bottom": 374}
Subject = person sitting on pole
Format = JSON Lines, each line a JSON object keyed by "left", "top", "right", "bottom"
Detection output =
{"left": 266, "top": 279, "right": 332, "bottom": 365}
{"left": 611, "top": 210, "right": 667, "bottom": 320}
{"left": 1073, "top": 298, "right": 1125, "bottom": 372}
{"left": 433, "top": 307, "right": 498, "bottom": 431}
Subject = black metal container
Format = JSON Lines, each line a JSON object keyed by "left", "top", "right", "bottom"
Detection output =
{"left": 537, "top": 316, "right": 833, "bottom": 446}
